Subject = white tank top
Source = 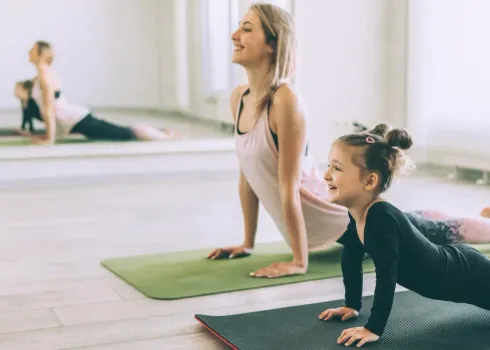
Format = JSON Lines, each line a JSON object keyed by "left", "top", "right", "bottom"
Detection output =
{"left": 235, "top": 88, "right": 350, "bottom": 252}
{"left": 31, "top": 81, "right": 90, "bottom": 136}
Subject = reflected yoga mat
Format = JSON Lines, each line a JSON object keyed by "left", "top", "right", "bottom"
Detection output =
{"left": 0, "top": 138, "right": 90, "bottom": 146}
{"left": 0, "top": 128, "right": 46, "bottom": 136}
{"left": 101, "top": 243, "right": 374, "bottom": 300}
{"left": 101, "top": 243, "right": 490, "bottom": 300}
{"left": 195, "top": 290, "right": 490, "bottom": 350}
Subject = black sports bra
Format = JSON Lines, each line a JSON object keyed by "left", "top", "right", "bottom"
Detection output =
{"left": 236, "top": 96, "right": 308, "bottom": 156}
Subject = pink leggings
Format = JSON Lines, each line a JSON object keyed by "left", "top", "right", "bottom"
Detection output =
{"left": 406, "top": 210, "right": 490, "bottom": 244}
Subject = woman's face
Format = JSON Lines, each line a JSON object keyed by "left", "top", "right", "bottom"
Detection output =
{"left": 28, "top": 44, "right": 40, "bottom": 64}
{"left": 230, "top": 10, "right": 273, "bottom": 67}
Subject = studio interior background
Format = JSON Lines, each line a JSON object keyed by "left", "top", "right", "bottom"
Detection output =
{"left": 0, "top": 1, "right": 489, "bottom": 349}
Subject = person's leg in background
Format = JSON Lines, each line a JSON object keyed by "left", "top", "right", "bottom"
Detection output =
{"left": 71, "top": 114, "right": 180, "bottom": 141}
{"left": 406, "top": 209, "right": 490, "bottom": 244}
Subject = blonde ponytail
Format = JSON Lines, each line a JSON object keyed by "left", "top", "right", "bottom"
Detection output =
{"left": 250, "top": 3, "right": 297, "bottom": 115}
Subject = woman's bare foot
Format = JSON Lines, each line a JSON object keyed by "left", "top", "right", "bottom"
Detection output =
{"left": 480, "top": 207, "right": 490, "bottom": 218}
{"left": 131, "top": 125, "right": 181, "bottom": 141}
{"left": 164, "top": 129, "right": 181, "bottom": 140}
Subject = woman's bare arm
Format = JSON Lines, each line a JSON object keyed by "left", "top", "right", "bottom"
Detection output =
{"left": 230, "top": 85, "right": 260, "bottom": 249}
{"left": 271, "top": 85, "right": 309, "bottom": 267}
{"left": 38, "top": 72, "right": 56, "bottom": 143}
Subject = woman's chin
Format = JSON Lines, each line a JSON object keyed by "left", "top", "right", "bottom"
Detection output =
{"left": 231, "top": 57, "right": 246, "bottom": 66}
{"left": 326, "top": 193, "right": 339, "bottom": 204}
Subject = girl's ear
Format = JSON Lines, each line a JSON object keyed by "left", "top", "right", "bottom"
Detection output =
{"left": 363, "top": 172, "right": 379, "bottom": 192}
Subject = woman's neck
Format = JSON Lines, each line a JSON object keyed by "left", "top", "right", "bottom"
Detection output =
{"left": 36, "top": 63, "right": 50, "bottom": 74}
{"left": 245, "top": 62, "right": 272, "bottom": 98}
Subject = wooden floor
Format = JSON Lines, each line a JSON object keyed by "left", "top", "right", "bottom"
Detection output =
{"left": 1, "top": 169, "right": 489, "bottom": 349}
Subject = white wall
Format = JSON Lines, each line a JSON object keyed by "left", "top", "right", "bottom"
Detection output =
{"left": 407, "top": 0, "right": 490, "bottom": 161}
{"left": 178, "top": 0, "right": 407, "bottom": 163}
{"left": 175, "top": 0, "right": 295, "bottom": 124}
{"left": 157, "top": 0, "right": 179, "bottom": 111}
{"left": 295, "top": 0, "right": 407, "bottom": 163}
{"left": 0, "top": 0, "right": 162, "bottom": 109}
{"left": 0, "top": 0, "right": 409, "bottom": 161}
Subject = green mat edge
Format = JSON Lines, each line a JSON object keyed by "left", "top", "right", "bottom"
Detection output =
{"left": 100, "top": 260, "right": 375, "bottom": 301}
{"left": 100, "top": 242, "right": 373, "bottom": 300}
{"left": 100, "top": 243, "right": 490, "bottom": 300}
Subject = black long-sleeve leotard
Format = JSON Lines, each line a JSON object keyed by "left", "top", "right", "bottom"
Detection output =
{"left": 21, "top": 98, "right": 43, "bottom": 131}
{"left": 338, "top": 201, "right": 488, "bottom": 336}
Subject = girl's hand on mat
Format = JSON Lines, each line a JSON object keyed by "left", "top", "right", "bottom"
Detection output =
{"left": 318, "top": 307, "right": 359, "bottom": 321}
{"left": 337, "top": 327, "right": 379, "bottom": 347}
{"left": 249, "top": 261, "right": 307, "bottom": 278}
{"left": 207, "top": 245, "right": 252, "bottom": 260}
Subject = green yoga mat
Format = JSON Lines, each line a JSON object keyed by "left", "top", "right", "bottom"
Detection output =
{"left": 101, "top": 243, "right": 490, "bottom": 300}
{"left": 195, "top": 290, "right": 490, "bottom": 349}
{"left": 101, "top": 242, "right": 375, "bottom": 300}
{"left": 0, "top": 138, "right": 90, "bottom": 146}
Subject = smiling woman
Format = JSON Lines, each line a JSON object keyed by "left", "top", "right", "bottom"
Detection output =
{"left": 205, "top": 2, "right": 490, "bottom": 281}
{"left": 23, "top": 40, "right": 178, "bottom": 145}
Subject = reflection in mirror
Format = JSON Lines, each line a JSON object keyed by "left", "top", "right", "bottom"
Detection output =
{"left": 0, "top": 0, "right": 249, "bottom": 153}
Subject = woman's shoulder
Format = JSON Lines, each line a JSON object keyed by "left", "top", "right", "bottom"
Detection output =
{"left": 269, "top": 83, "right": 306, "bottom": 121}
{"left": 229, "top": 85, "right": 248, "bottom": 122}
{"left": 38, "top": 67, "right": 61, "bottom": 87}
{"left": 271, "top": 82, "right": 300, "bottom": 106}
{"left": 230, "top": 84, "right": 248, "bottom": 99}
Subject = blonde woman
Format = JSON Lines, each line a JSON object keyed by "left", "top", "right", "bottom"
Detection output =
{"left": 26, "top": 40, "right": 177, "bottom": 144}
{"left": 207, "top": 3, "right": 490, "bottom": 278}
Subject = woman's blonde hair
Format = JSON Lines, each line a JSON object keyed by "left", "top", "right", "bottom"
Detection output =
{"left": 36, "top": 40, "right": 54, "bottom": 65}
{"left": 249, "top": 3, "right": 297, "bottom": 114}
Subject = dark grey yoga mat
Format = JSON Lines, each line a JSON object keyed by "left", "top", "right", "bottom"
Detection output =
{"left": 195, "top": 291, "right": 490, "bottom": 349}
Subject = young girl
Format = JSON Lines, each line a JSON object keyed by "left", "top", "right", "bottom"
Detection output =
{"left": 14, "top": 80, "right": 43, "bottom": 134}
{"left": 319, "top": 124, "right": 490, "bottom": 347}
{"left": 207, "top": 2, "right": 490, "bottom": 279}
{"left": 26, "top": 40, "right": 178, "bottom": 144}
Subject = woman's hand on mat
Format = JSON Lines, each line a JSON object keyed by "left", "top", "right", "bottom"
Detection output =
{"left": 16, "top": 129, "right": 31, "bottom": 136}
{"left": 337, "top": 327, "right": 379, "bottom": 347}
{"left": 249, "top": 261, "right": 307, "bottom": 278}
{"left": 318, "top": 307, "right": 359, "bottom": 321}
{"left": 207, "top": 245, "right": 253, "bottom": 260}
{"left": 31, "top": 136, "right": 53, "bottom": 145}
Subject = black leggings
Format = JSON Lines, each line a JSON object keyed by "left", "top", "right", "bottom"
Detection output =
{"left": 71, "top": 114, "right": 136, "bottom": 141}
{"left": 447, "top": 244, "right": 490, "bottom": 310}
{"left": 21, "top": 98, "right": 136, "bottom": 141}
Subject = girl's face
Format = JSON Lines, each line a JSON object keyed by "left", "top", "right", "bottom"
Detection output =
{"left": 324, "top": 141, "right": 377, "bottom": 207}
{"left": 14, "top": 84, "right": 28, "bottom": 100}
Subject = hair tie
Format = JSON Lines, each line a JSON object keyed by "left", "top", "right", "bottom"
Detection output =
{"left": 366, "top": 136, "right": 375, "bottom": 144}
